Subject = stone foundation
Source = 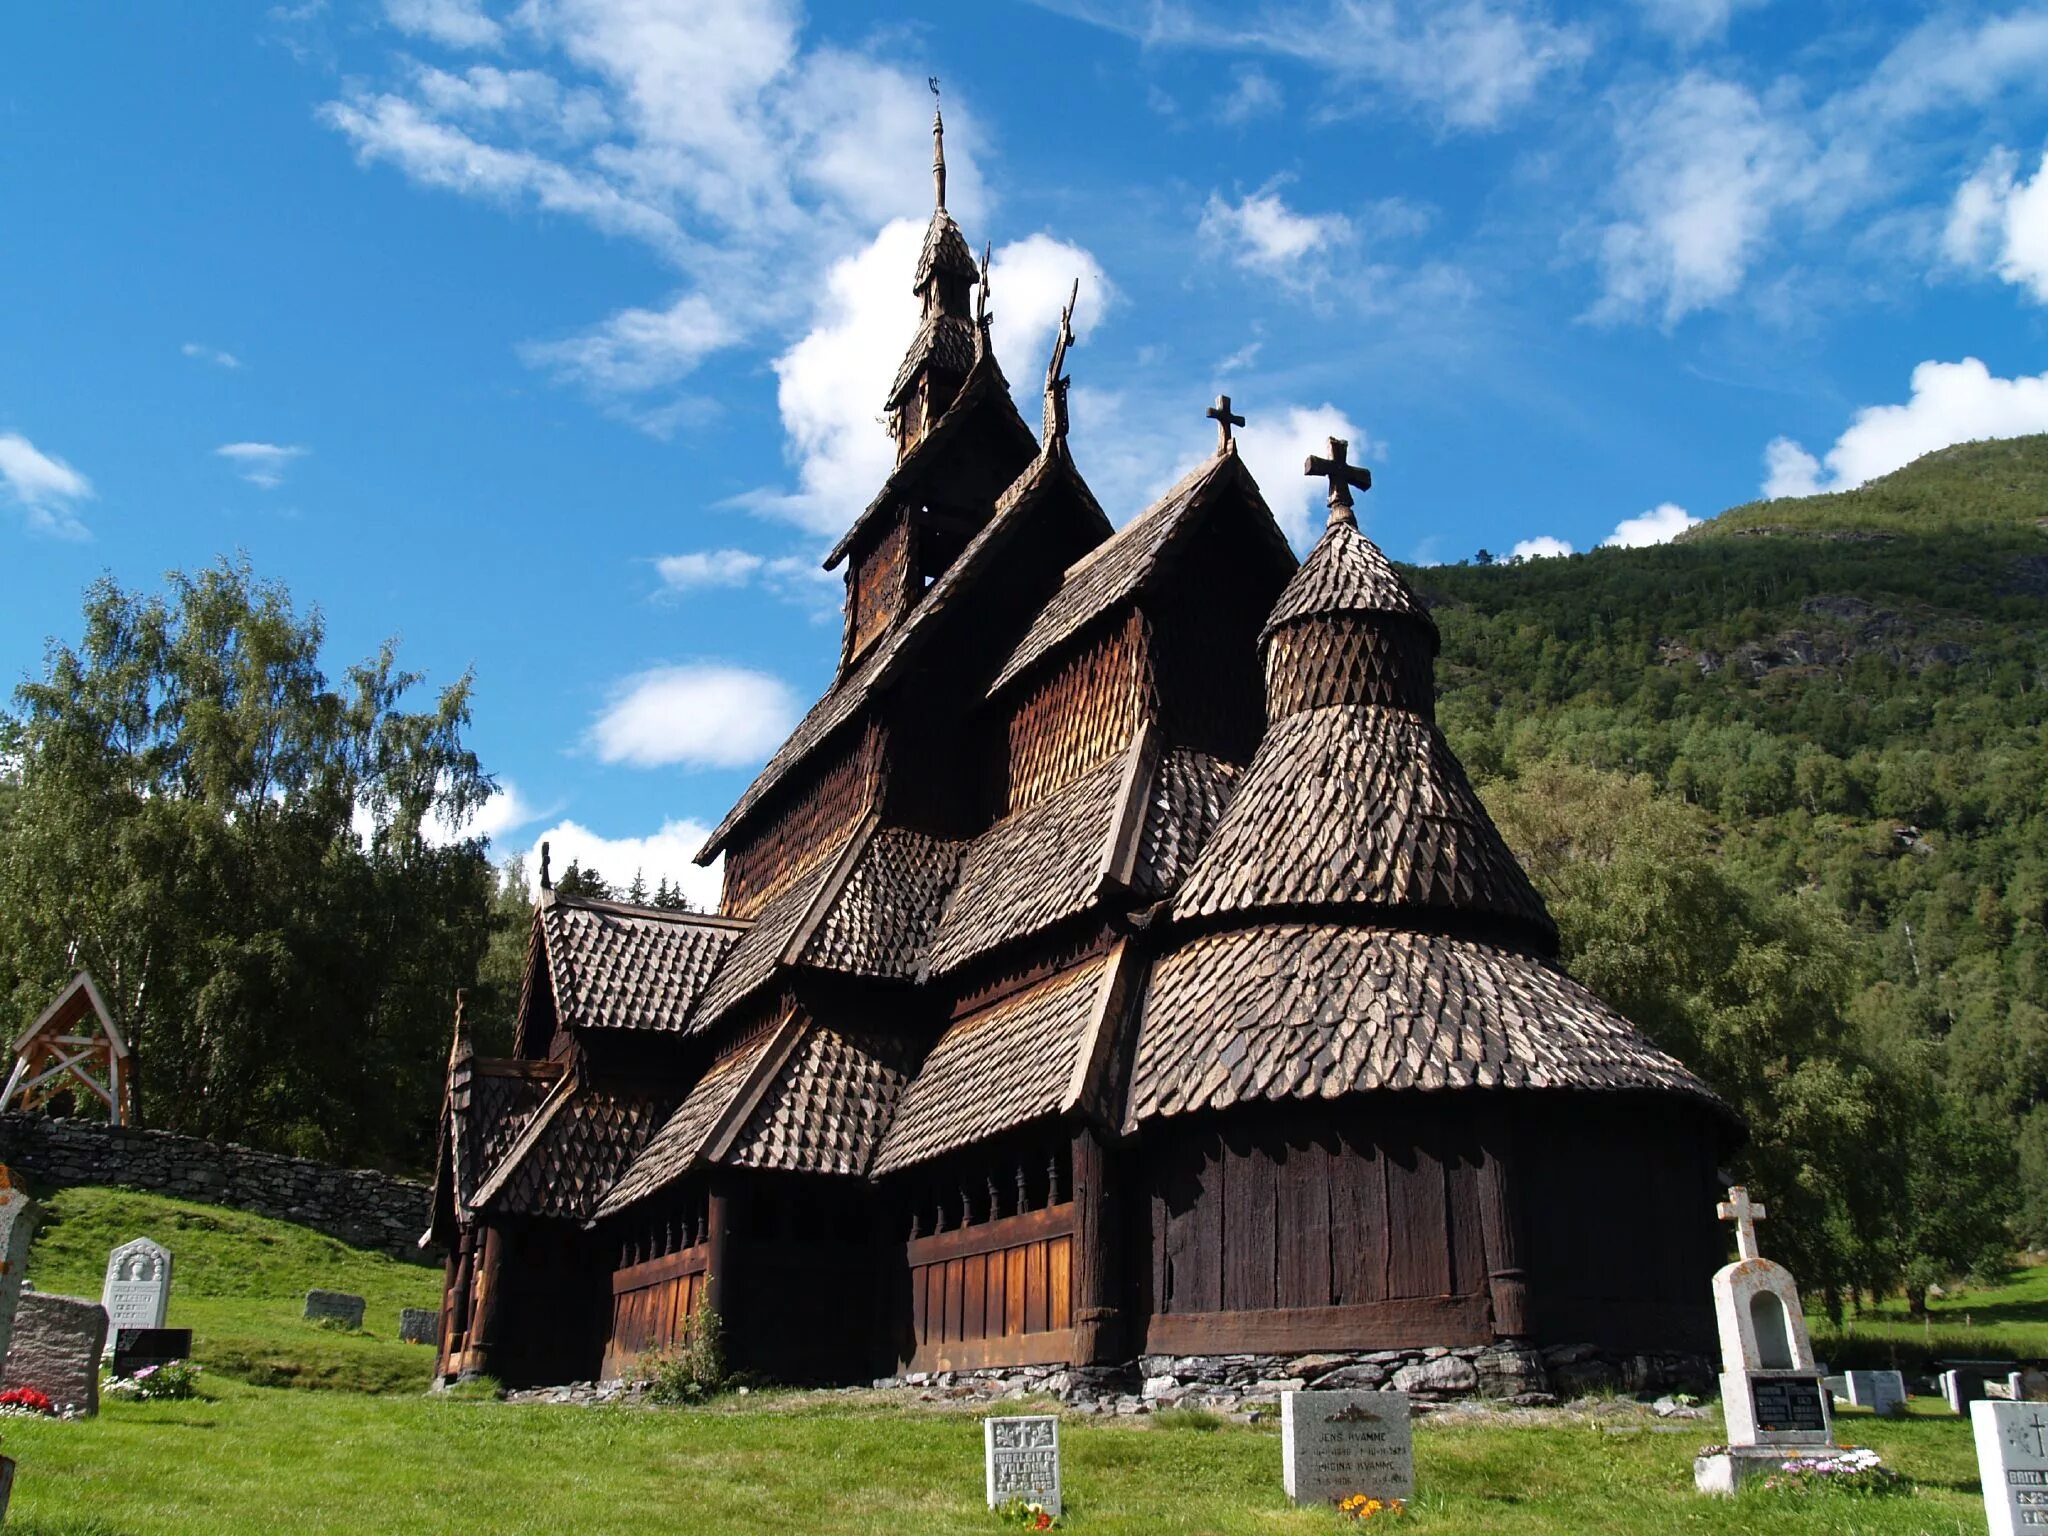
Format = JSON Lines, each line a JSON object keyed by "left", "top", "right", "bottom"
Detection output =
{"left": 880, "top": 1343, "right": 1714, "bottom": 1416}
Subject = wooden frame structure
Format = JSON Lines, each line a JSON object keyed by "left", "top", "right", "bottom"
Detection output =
{"left": 3, "top": 971, "right": 134, "bottom": 1125}
{"left": 425, "top": 107, "right": 1741, "bottom": 1390}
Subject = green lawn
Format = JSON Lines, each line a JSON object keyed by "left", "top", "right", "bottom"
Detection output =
{"left": 0, "top": 1186, "right": 2005, "bottom": 1533}
{"left": 1815, "top": 1260, "right": 2048, "bottom": 1370}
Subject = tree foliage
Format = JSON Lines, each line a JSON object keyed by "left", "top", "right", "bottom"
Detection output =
{"left": 0, "top": 558, "right": 497, "bottom": 1169}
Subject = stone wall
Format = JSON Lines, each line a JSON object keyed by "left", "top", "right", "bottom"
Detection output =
{"left": 0, "top": 1113, "right": 437, "bottom": 1264}
{"left": 2, "top": 1292, "right": 105, "bottom": 1415}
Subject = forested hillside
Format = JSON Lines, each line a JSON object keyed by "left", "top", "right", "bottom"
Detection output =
{"left": 1419, "top": 436, "right": 2048, "bottom": 1311}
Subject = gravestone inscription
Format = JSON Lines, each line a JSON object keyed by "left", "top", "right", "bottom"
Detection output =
{"left": 1972, "top": 1401, "right": 2048, "bottom": 1535}
{"left": 984, "top": 1415, "right": 1061, "bottom": 1515}
{"left": 1282, "top": 1390, "right": 1415, "bottom": 1506}
{"left": 101, "top": 1237, "right": 171, "bottom": 1339}
{"left": 304, "top": 1289, "right": 366, "bottom": 1329}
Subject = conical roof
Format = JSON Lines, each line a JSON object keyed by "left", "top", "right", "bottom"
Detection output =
{"left": 1263, "top": 516, "right": 1434, "bottom": 638}
{"left": 915, "top": 207, "right": 978, "bottom": 289}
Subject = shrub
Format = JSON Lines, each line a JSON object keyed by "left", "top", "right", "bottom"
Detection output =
{"left": 641, "top": 1305, "right": 728, "bottom": 1405}
{"left": 103, "top": 1361, "right": 203, "bottom": 1401}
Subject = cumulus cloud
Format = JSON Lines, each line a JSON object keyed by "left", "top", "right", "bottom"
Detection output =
{"left": 1762, "top": 357, "right": 2048, "bottom": 498}
{"left": 654, "top": 547, "right": 834, "bottom": 611}
{"left": 0, "top": 431, "right": 93, "bottom": 539}
{"left": 181, "top": 342, "right": 242, "bottom": 369}
{"left": 525, "top": 817, "right": 724, "bottom": 908}
{"left": 1510, "top": 535, "right": 1574, "bottom": 559}
{"left": 1944, "top": 147, "right": 2048, "bottom": 304}
{"left": 1603, "top": 501, "right": 1700, "bottom": 546}
{"left": 1200, "top": 188, "right": 1353, "bottom": 281}
{"left": 386, "top": 0, "right": 503, "bottom": 49}
{"left": 588, "top": 663, "right": 799, "bottom": 770}
{"left": 740, "top": 221, "right": 1111, "bottom": 535}
{"left": 1234, "top": 403, "right": 1369, "bottom": 547}
{"left": 215, "top": 442, "right": 308, "bottom": 489}
{"left": 1630, "top": 0, "right": 1765, "bottom": 47}
{"left": 521, "top": 291, "right": 740, "bottom": 399}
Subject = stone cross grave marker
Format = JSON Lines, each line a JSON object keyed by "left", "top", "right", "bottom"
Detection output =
{"left": 101, "top": 1236, "right": 171, "bottom": 1339}
{"left": 0, "top": 1166, "right": 39, "bottom": 1366}
{"left": 984, "top": 1414, "right": 1061, "bottom": 1516}
{"left": 1973, "top": 1400, "right": 2048, "bottom": 1534}
{"left": 305, "top": 1289, "right": 366, "bottom": 1329}
{"left": 1282, "top": 1390, "right": 1415, "bottom": 1506}
{"left": 1846, "top": 1370, "right": 1907, "bottom": 1417}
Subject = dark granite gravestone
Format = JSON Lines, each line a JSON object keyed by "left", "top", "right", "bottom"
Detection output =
{"left": 110, "top": 1327, "right": 193, "bottom": 1377}
{"left": 398, "top": 1307, "right": 439, "bottom": 1345}
{"left": 304, "top": 1289, "right": 366, "bottom": 1329}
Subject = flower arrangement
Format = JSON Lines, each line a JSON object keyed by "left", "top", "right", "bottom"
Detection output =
{"left": 995, "top": 1499, "right": 1058, "bottom": 1529}
{"left": 1761, "top": 1447, "right": 1906, "bottom": 1496}
{"left": 1338, "top": 1493, "right": 1408, "bottom": 1522}
{"left": 0, "top": 1387, "right": 55, "bottom": 1417}
{"left": 103, "top": 1361, "right": 202, "bottom": 1401}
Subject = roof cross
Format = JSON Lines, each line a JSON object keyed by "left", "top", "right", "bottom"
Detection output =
{"left": 1305, "top": 436, "right": 1372, "bottom": 527}
{"left": 1717, "top": 1185, "right": 1766, "bottom": 1262}
{"left": 1207, "top": 394, "right": 1245, "bottom": 453}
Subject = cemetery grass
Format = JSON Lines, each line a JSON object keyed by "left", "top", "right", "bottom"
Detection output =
{"left": 1816, "top": 1258, "right": 2048, "bottom": 1368}
{"left": 23, "top": 1187, "right": 440, "bottom": 1394}
{"left": 0, "top": 1387, "right": 1999, "bottom": 1535}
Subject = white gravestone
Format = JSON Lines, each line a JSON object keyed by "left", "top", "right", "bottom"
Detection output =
{"left": 1695, "top": 1187, "right": 1832, "bottom": 1496}
{"left": 984, "top": 1415, "right": 1061, "bottom": 1516}
{"left": 1282, "top": 1390, "right": 1415, "bottom": 1506}
{"left": 0, "top": 1168, "right": 39, "bottom": 1366}
{"left": 101, "top": 1237, "right": 171, "bottom": 1339}
{"left": 1846, "top": 1370, "right": 1907, "bottom": 1417}
{"left": 1973, "top": 1401, "right": 2048, "bottom": 1534}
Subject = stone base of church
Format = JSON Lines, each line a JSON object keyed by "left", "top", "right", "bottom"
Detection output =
{"left": 1694, "top": 1447, "right": 1792, "bottom": 1496}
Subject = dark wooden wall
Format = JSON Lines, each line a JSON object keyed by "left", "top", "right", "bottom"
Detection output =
{"left": 1005, "top": 609, "right": 1151, "bottom": 815}
{"left": 480, "top": 1219, "right": 614, "bottom": 1388}
{"left": 847, "top": 516, "right": 915, "bottom": 664}
{"left": 721, "top": 724, "right": 882, "bottom": 920}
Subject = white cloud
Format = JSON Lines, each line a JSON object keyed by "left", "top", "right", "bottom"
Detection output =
{"left": 0, "top": 431, "right": 93, "bottom": 540}
{"left": 521, "top": 291, "right": 740, "bottom": 396}
{"left": 181, "top": 342, "right": 242, "bottom": 369}
{"left": 1200, "top": 188, "right": 1352, "bottom": 280}
{"left": 410, "top": 63, "right": 612, "bottom": 142}
{"left": 385, "top": 0, "right": 502, "bottom": 50}
{"left": 1216, "top": 66, "right": 1282, "bottom": 124}
{"left": 1235, "top": 403, "right": 1369, "bottom": 547}
{"left": 654, "top": 547, "right": 834, "bottom": 611}
{"left": 1042, "top": 0, "right": 1588, "bottom": 131}
{"left": 215, "top": 441, "right": 308, "bottom": 489}
{"left": 1944, "top": 147, "right": 2048, "bottom": 304}
{"left": 1603, "top": 501, "right": 1699, "bottom": 547}
{"left": 1510, "top": 535, "right": 1574, "bottom": 559}
{"left": 525, "top": 817, "right": 723, "bottom": 909}
{"left": 656, "top": 549, "right": 767, "bottom": 589}
{"left": 1630, "top": 0, "right": 1764, "bottom": 47}
{"left": 740, "top": 221, "right": 1111, "bottom": 536}
{"left": 588, "top": 663, "right": 798, "bottom": 770}
{"left": 1761, "top": 357, "right": 2048, "bottom": 498}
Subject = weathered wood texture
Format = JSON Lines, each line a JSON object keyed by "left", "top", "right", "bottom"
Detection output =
{"left": 721, "top": 725, "right": 882, "bottom": 921}
{"left": 906, "top": 1203, "right": 1075, "bottom": 1373}
{"left": 1005, "top": 609, "right": 1152, "bottom": 815}
{"left": 1264, "top": 614, "right": 1437, "bottom": 720}
{"left": 847, "top": 516, "right": 916, "bottom": 665}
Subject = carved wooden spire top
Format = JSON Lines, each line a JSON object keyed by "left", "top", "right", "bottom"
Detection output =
{"left": 929, "top": 77, "right": 947, "bottom": 211}
{"left": 1042, "top": 279, "right": 1079, "bottom": 445}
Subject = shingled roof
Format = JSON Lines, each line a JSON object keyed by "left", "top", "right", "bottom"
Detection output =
{"left": 688, "top": 848, "right": 845, "bottom": 1031}
{"left": 472, "top": 1076, "right": 670, "bottom": 1221}
{"left": 1132, "top": 749, "right": 1240, "bottom": 899}
{"left": 1172, "top": 704, "right": 1557, "bottom": 947}
{"left": 595, "top": 1019, "right": 790, "bottom": 1217}
{"left": 886, "top": 313, "right": 979, "bottom": 410}
{"left": 799, "top": 825, "right": 964, "bottom": 979}
{"left": 534, "top": 896, "right": 750, "bottom": 1034}
{"left": 1262, "top": 516, "right": 1436, "bottom": 638}
{"left": 1124, "top": 923, "right": 1727, "bottom": 1129}
{"left": 872, "top": 952, "right": 1124, "bottom": 1176}
{"left": 989, "top": 450, "right": 1283, "bottom": 698}
{"left": 722, "top": 1022, "right": 919, "bottom": 1176}
{"left": 711, "top": 435, "right": 1105, "bottom": 861}
{"left": 914, "top": 206, "right": 978, "bottom": 289}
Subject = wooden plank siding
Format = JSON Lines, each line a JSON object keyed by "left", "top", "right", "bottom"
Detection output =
{"left": 601, "top": 1242, "right": 711, "bottom": 1381}
{"left": 720, "top": 725, "right": 882, "bottom": 920}
{"left": 905, "top": 1202, "right": 1076, "bottom": 1373}
{"left": 1005, "top": 610, "right": 1152, "bottom": 816}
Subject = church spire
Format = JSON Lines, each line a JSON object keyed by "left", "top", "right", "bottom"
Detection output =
{"left": 884, "top": 83, "right": 984, "bottom": 460}
{"left": 930, "top": 77, "right": 947, "bottom": 211}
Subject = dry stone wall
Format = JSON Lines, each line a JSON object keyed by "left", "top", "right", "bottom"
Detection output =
{"left": 0, "top": 1113, "right": 436, "bottom": 1264}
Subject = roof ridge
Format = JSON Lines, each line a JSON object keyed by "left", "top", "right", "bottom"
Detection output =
{"left": 549, "top": 892, "right": 753, "bottom": 929}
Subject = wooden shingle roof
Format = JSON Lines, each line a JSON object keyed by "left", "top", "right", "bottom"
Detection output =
{"left": 536, "top": 896, "right": 749, "bottom": 1034}
{"left": 722, "top": 1022, "right": 918, "bottom": 1176}
{"left": 451, "top": 1063, "right": 556, "bottom": 1215}
{"left": 872, "top": 953, "right": 1122, "bottom": 1176}
{"left": 1172, "top": 704, "right": 1557, "bottom": 948}
{"left": 799, "top": 826, "right": 965, "bottom": 979}
{"left": 1132, "top": 749, "right": 1240, "bottom": 899}
{"left": 472, "top": 1077, "right": 669, "bottom": 1221}
{"left": 1262, "top": 516, "right": 1435, "bottom": 638}
{"left": 595, "top": 1022, "right": 787, "bottom": 1218}
{"left": 1124, "top": 923, "right": 1727, "bottom": 1128}
{"left": 886, "top": 314, "right": 980, "bottom": 410}
{"left": 688, "top": 851, "right": 844, "bottom": 1031}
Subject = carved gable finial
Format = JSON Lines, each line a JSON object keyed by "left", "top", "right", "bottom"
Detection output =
{"left": 1042, "top": 278, "right": 1079, "bottom": 445}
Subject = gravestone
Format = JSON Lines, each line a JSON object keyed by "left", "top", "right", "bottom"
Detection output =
{"left": 984, "top": 1414, "right": 1061, "bottom": 1515}
{"left": 1948, "top": 1366, "right": 2007, "bottom": 1415}
{"left": 0, "top": 1166, "right": 39, "bottom": 1365}
{"left": 1845, "top": 1370, "right": 1907, "bottom": 1417}
{"left": 1281, "top": 1390, "right": 1415, "bottom": 1506}
{"left": 399, "top": 1307, "right": 439, "bottom": 1346}
{"left": 1695, "top": 1186, "right": 1832, "bottom": 1495}
{"left": 101, "top": 1236, "right": 171, "bottom": 1341}
{"left": 110, "top": 1327, "right": 193, "bottom": 1378}
{"left": 304, "top": 1289, "right": 366, "bottom": 1329}
{"left": 2017, "top": 1370, "right": 2048, "bottom": 1404}
{"left": 1972, "top": 1401, "right": 2048, "bottom": 1535}
{"left": 1, "top": 1292, "right": 107, "bottom": 1415}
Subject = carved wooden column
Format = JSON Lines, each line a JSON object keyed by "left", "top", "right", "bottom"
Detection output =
{"left": 465, "top": 1224, "right": 507, "bottom": 1377}
{"left": 1071, "top": 1127, "right": 1121, "bottom": 1364}
{"left": 440, "top": 1227, "right": 475, "bottom": 1377}
{"left": 1477, "top": 1122, "right": 1530, "bottom": 1339}
{"left": 704, "top": 1179, "right": 732, "bottom": 1324}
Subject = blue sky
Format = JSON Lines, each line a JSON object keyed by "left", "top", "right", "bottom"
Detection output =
{"left": 5, "top": 0, "right": 2048, "bottom": 902}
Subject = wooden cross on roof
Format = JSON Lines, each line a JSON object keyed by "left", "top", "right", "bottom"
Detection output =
{"left": 1207, "top": 394, "right": 1245, "bottom": 453}
{"left": 1305, "top": 436, "right": 1372, "bottom": 527}
{"left": 1717, "top": 1184, "right": 1766, "bottom": 1262}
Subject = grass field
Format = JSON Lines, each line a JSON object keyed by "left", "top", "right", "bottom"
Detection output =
{"left": 0, "top": 1187, "right": 2009, "bottom": 1533}
{"left": 1814, "top": 1260, "right": 2048, "bottom": 1370}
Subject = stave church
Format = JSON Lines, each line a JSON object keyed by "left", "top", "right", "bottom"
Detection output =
{"left": 426, "top": 103, "right": 1739, "bottom": 1391}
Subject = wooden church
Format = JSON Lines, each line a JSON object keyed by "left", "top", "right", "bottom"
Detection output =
{"left": 427, "top": 105, "right": 1738, "bottom": 1389}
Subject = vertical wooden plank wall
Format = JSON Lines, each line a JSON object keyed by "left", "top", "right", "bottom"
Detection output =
{"left": 904, "top": 1203, "right": 1077, "bottom": 1371}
